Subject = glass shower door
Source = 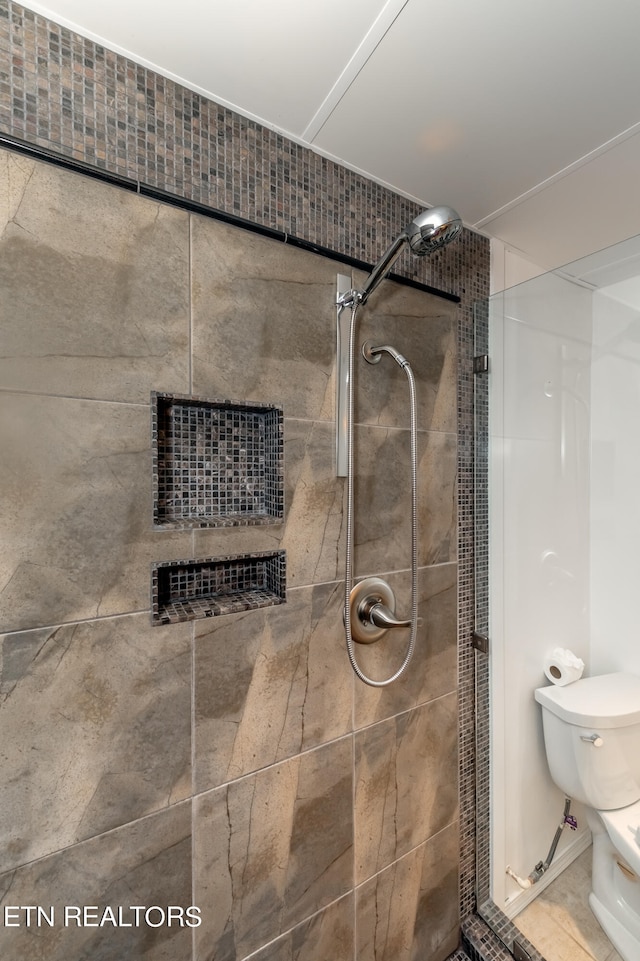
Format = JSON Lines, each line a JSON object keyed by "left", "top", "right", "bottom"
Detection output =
{"left": 473, "top": 232, "right": 640, "bottom": 961}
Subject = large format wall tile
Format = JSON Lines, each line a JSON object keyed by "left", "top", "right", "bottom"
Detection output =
{"left": 356, "top": 822, "right": 460, "bottom": 961}
{"left": 0, "top": 801, "right": 193, "bottom": 961}
{"left": 280, "top": 419, "right": 346, "bottom": 585}
{"left": 191, "top": 217, "right": 338, "bottom": 422}
{"left": 0, "top": 393, "right": 192, "bottom": 630}
{"left": 0, "top": 152, "right": 190, "bottom": 403}
{"left": 191, "top": 418, "right": 345, "bottom": 589}
{"left": 353, "top": 562, "right": 458, "bottom": 726}
{"left": 352, "top": 278, "right": 457, "bottom": 435}
{"left": 0, "top": 613, "right": 191, "bottom": 870}
{"left": 353, "top": 426, "right": 457, "bottom": 575}
{"left": 0, "top": 2, "right": 492, "bottom": 939}
{"left": 354, "top": 693, "right": 458, "bottom": 883}
{"left": 249, "top": 894, "right": 354, "bottom": 961}
{"left": 0, "top": 136, "right": 466, "bottom": 961}
{"left": 193, "top": 738, "right": 353, "bottom": 960}
{"left": 190, "top": 419, "right": 454, "bottom": 593}
{"left": 193, "top": 580, "right": 352, "bottom": 792}
{"left": 189, "top": 207, "right": 458, "bottom": 436}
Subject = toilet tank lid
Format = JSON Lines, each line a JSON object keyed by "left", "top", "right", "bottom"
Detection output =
{"left": 535, "top": 672, "right": 640, "bottom": 727}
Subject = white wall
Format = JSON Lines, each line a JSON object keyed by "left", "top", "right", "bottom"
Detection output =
{"left": 490, "top": 237, "right": 547, "bottom": 295}
{"left": 489, "top": 269, "right": 593, "bottom": 915}
{"left": 490, "top": 256, "right": 640, "bottom": 918}
{"left": 591, "top": 283, "right": 640, "bottom": 676}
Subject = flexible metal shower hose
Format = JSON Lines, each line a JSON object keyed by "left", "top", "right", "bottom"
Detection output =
{"left": 343, "top": 304, "right": 418, "bottom": 686}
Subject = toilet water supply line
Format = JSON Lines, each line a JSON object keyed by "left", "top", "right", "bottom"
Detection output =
{"left": 506, "top": 798, "right": 577, "bottom": 889}
{"left": 342, "top": 300, "right": 418, "bottom": 687}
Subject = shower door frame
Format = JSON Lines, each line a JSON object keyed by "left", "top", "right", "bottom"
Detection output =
{"left": 472, "top": 296, "right": 543, "bottom": 960}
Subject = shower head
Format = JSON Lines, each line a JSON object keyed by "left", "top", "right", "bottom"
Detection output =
{"left": 405, "top": 205, "right": 462, "bottom": 256}
{"left": 354, "top": 204, "right": 462, "bottom": 307}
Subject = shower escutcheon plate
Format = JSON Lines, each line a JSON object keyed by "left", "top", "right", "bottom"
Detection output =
{"left": 348, "top": 576, "right": 411, "bottom": 644}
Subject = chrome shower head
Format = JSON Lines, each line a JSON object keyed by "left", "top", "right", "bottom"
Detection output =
{"left": 354, "top": 204, "right": 462, "bottom": 306}
{"left": 405, "top": 205, "right": 462, "bottom": 256}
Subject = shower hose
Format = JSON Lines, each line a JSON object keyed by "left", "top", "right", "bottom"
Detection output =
{"left": 343, "top": 302, "right": 418, "bottom": 686}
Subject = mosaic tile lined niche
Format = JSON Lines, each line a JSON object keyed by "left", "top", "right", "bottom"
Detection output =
{"left": 152, "top": 392, "right": 284, "bottom": 528}
{"left": 152, "top": 550, "right": 286, "bottom": 625}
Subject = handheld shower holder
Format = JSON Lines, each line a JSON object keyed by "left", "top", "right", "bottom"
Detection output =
{"left": 336, "top": 288, "right": 363, "bottom": 310}
{"left": 362, "top": 341, "right": 409, "bottom": 369}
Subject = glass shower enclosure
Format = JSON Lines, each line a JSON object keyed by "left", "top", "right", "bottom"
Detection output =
{"left": 474, "top": 232, "right": 640, "bottom": 960}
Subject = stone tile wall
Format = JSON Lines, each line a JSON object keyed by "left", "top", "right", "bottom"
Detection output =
{"left": 0, "top": 2, "right": 491, "bottom": 959}
{"left": 1, "top": 149, "right": 463, "bottom": 961}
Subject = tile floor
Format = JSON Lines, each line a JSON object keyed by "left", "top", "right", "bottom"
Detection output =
{"left": 513, "top": 849, "right": 622, "bottom": 961}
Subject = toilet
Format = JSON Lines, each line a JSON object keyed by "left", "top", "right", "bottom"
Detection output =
{"left": 535, "top": 672, "right": 640, "bottom": 961}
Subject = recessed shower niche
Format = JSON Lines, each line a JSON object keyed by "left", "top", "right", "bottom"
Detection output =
{"left": 152, "top": 392, "right": 284, "bottom": 528}
{"left": 152, "top": 551, "right": 286, "bottom": 625}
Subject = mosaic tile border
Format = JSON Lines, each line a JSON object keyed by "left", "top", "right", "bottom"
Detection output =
{"left": 151, "top": 550, "right": 286, "bottom": 625}
{"left": 0, "top": 0, "right": 491, "bottom": 946}
{"left": 458, "top": 249, "right": 491, "bottom": 924}
{"left": 152, "top": 391, "right": 284, "bottom": 529}
{"left": 463, "top": 912, "right": 544, "bottom": 961}
{"left": 473, "top": 300, "right": 491, "bottom": 910}
{"left": 0, "top": 0, "right": 470, "bottom": 300}
{"left": 463, "top": 914, "right": 513, "bottom": 961}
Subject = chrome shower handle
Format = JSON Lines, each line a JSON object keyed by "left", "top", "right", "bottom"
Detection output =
{"left": 348, "top": 576, "right": 413, "bottom": 644}
{"left": 362, "top": 599, "right": 411, "bottom": 630}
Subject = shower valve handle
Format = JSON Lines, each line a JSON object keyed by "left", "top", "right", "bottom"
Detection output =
{"left": 363, "top": 599, "right": 411, "bottom": 630}
{"left": 348, "top": 577, "right": 413, "bottom": 644}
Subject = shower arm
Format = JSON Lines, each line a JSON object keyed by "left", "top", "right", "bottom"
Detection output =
{"left": 337, "top": 203, "right": 463, "bottom": 312}
{"left": 337, "top": 234, "right": 406, "bottom": 310}
{"left": 335, "top": 235, "right": 408, "bottom": 476}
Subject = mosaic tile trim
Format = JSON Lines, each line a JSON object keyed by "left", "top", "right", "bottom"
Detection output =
{"left": 473, "top": 300, "right": 491, "bottom": 912}
{"left": 151, "top": 550, "right": 286, "bottom": 625}
{"left": 0, "top": 0, "right": 470, "bottom": 298}
{"left": 0, "top": 0, "right": 492, "bottom": 938}
{"left": 152, "top": 392, "right": 284, "bottom": 529}
{"left": 458, "top": 242, "right": 491, "bottom": 924}
{"left": 463, "top": 912, "right": 545, "bottom": 961}
{"left": 462, "top": 915, "right": 512, "bottom": 961}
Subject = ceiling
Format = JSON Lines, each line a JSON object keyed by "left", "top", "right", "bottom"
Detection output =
{"left": 25, "top": 0, "right": 640, "bottom": 270}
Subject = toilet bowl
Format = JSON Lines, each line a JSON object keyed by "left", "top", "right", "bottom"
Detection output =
{"left": 535, "top": 672, "right": 640, "bottom": 961}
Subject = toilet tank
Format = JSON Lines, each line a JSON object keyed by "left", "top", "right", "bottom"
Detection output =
{"left": 534, "top": 673, "right": 640, "bottom": 810}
